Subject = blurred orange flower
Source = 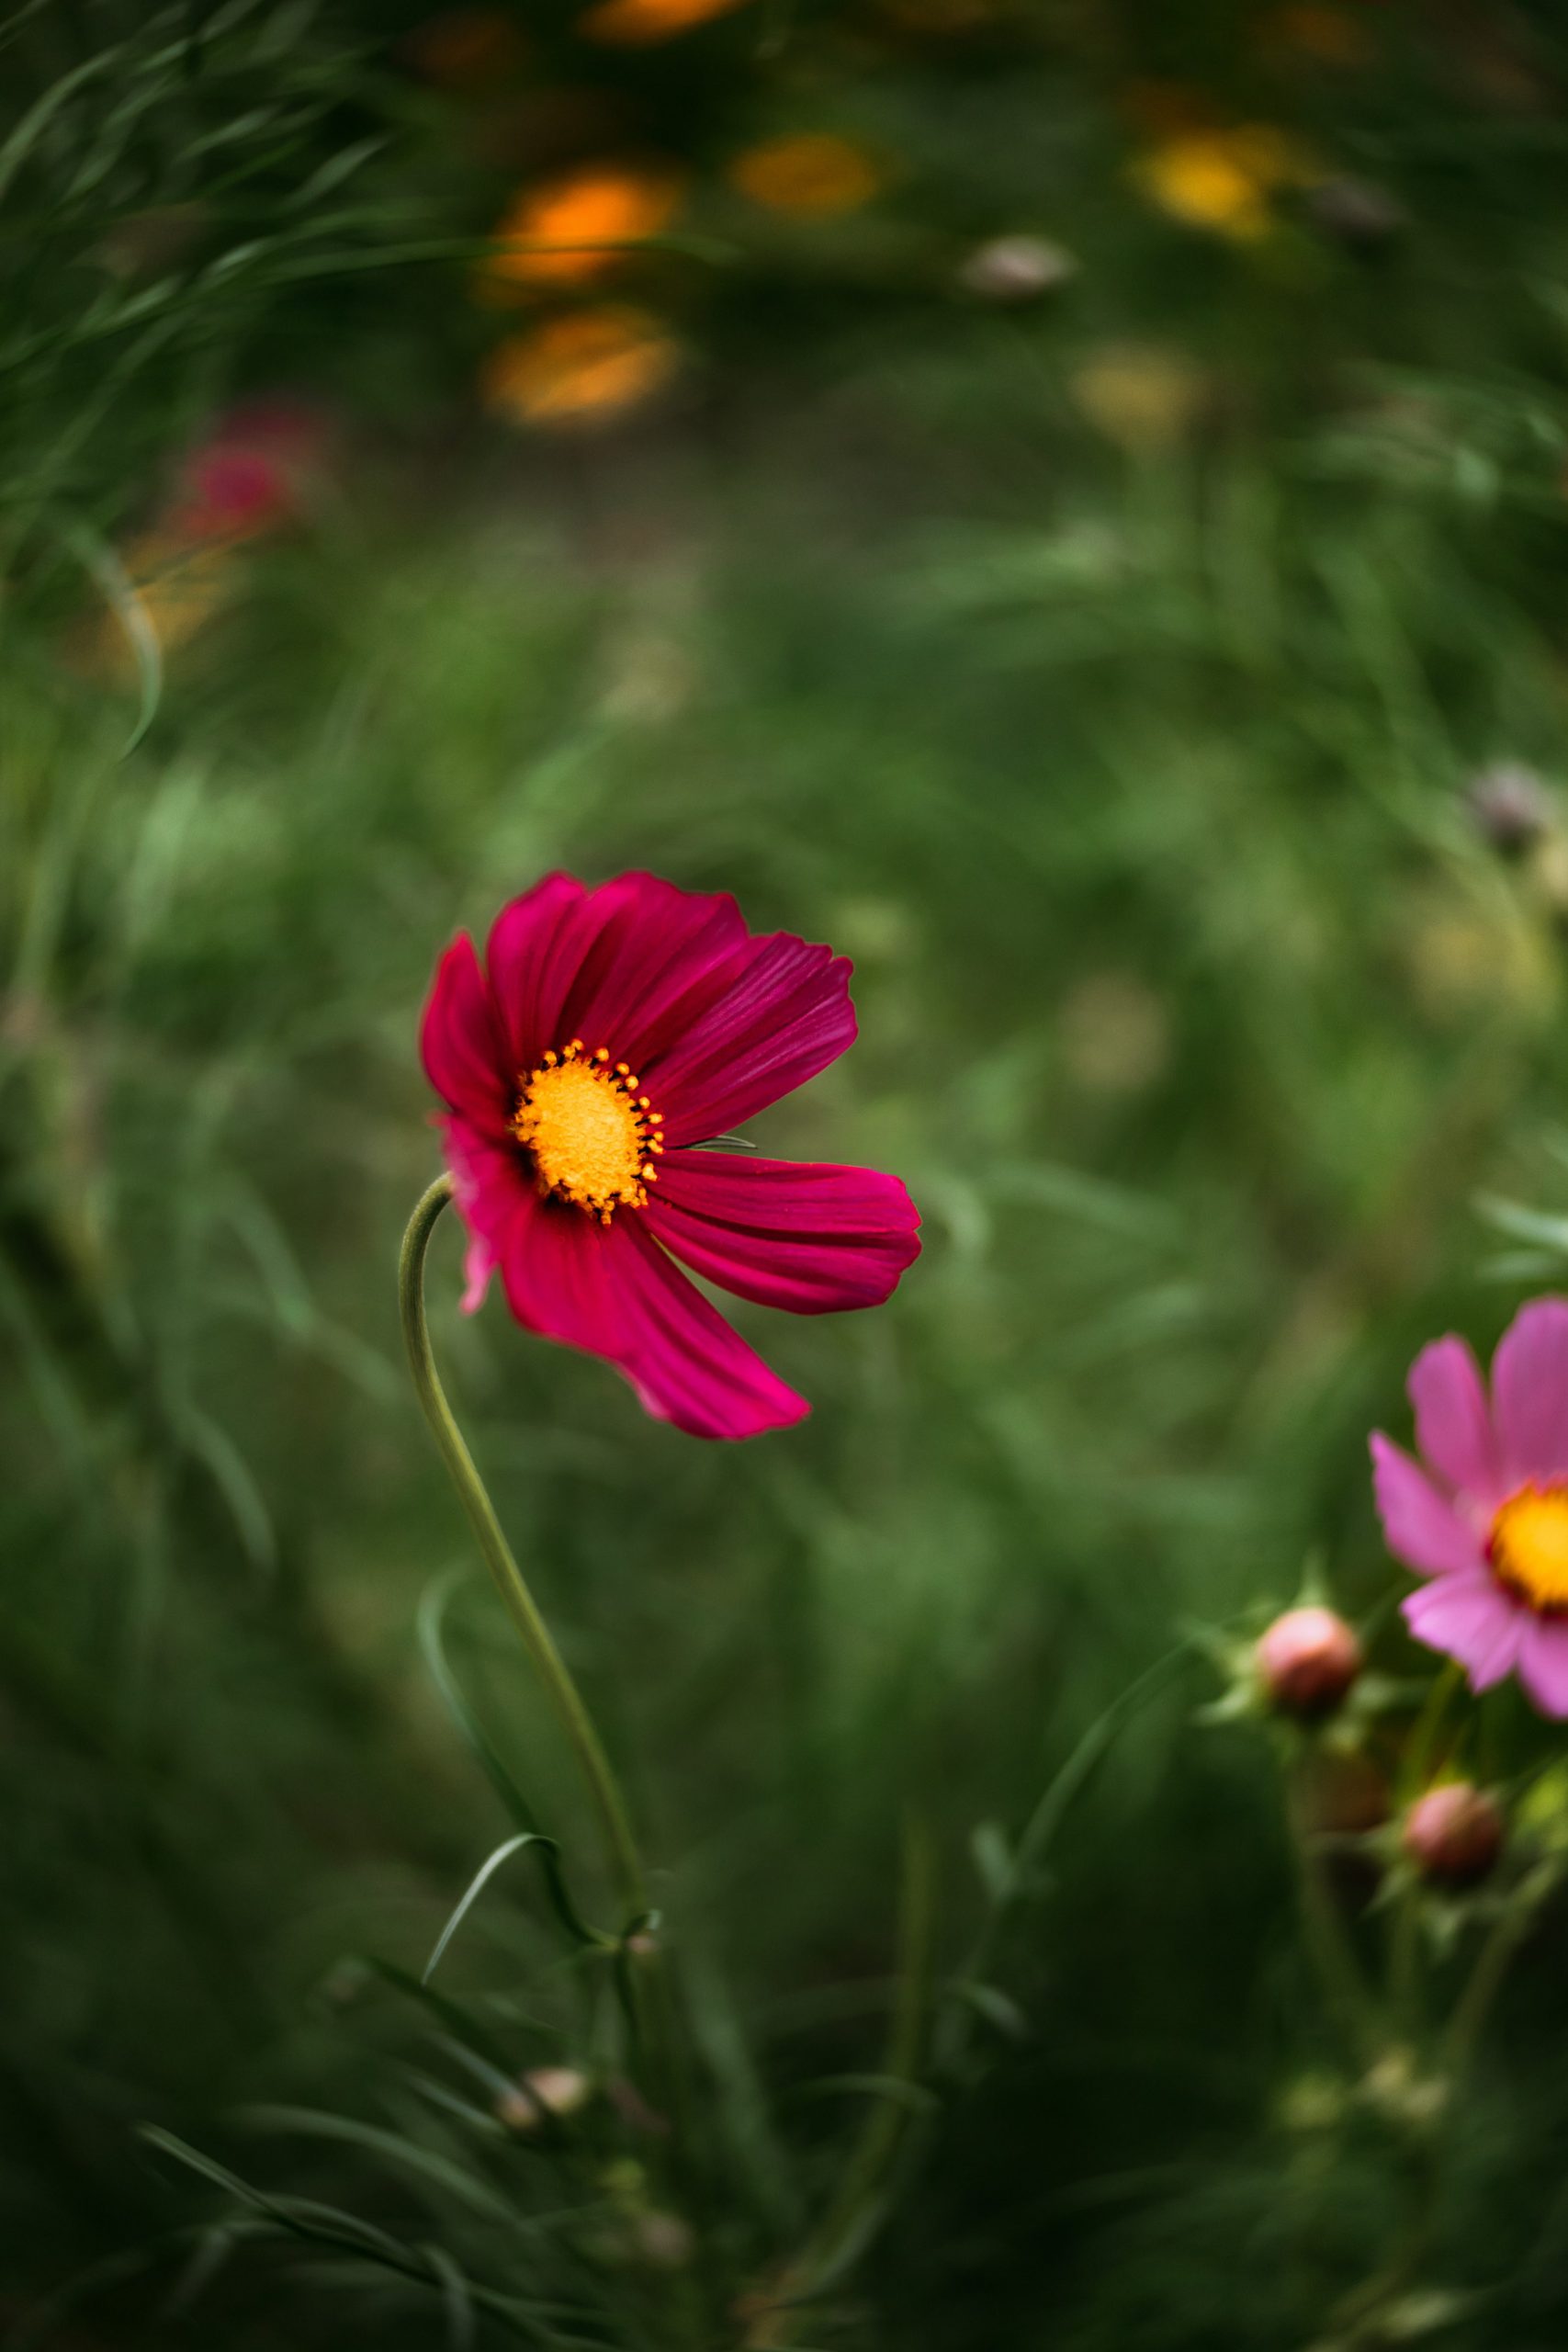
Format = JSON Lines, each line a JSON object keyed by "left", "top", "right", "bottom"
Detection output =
{"left": 1133, "top": 123, "right": 1317, "bottom": 241}
{"left": 480, "top": 165, "right": 682, "bottom": 295}
{"left": 408, "top": 7, "right": 526, "bottom": 88}
{"left": 482, "top": 309, "right": 681, "bottom": 424}
{"left": 728, "top": 133, "right": 882, "bottom": 218}
{"left": 580, "top": 0, "right": 747, "bottom": 43}
{"left": 1259, "top": 5, "right": 1371, "bottom": 64}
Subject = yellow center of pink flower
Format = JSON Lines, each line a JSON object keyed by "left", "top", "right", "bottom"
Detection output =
{"left": 512, "top": 1039, "right": 663, "bottom": 1223}
{"left": 1489, "top": 1483, "right": 1568, "bottom": 1612}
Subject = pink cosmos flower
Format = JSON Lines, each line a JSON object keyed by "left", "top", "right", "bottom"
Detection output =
{"left": 1371, "top": 1298, "right": 1568, "bottom": 1716}
{"left": 420, "top": 872, "right": 921, "bottom": 1440}
{"left": 166, "top": 399, "right": 330, "bottom": 544}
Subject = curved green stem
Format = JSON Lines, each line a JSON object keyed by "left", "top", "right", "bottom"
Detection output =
{"left": 398, "top": 1174, "right": 646, "bottom": 1922}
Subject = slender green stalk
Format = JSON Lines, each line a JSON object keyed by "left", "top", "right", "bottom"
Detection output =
{"left": 1441, "top": 1863, "right": 1552, "bottom": 2087}
{"left": 1287, "top": 1760, "right": 1380, "bottom": 2068}
{"left": 397, "top": 1174, "right": 646, "bottom": 1921}
{"left": 1402, "top": 1661, "right": 1462, "bottom": 1802}
{"left": 778, "top": 1815, "right": 937, "bottom": 2313}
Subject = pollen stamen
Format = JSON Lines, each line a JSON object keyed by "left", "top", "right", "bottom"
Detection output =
{"left": 1489, "top": 1482, "right": 1568, "bottom": 1614}
{"left": 512, "top": 1043, "right": 663, "bottom": 1219}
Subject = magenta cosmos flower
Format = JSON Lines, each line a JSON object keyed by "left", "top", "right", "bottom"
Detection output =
{"left": 1371, "top": 1299, "right": 1568, "bottom": 1716}
{"left": 420, "top": 872, "right": 921, "bottom": 1440}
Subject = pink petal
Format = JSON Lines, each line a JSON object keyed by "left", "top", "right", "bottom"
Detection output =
{"left": 1402, "top": 1575, "right": 1522, "bottom": 1688}
{"left": 645, "top": 1153, "right": 920, "bottom": 1314}
{"left": 490, "top": 1184, "right": 632, "bottom": 1360}
{"left": 491, "top": 1193, "right": 808, "bottom": 1441}
{"left": 486, "top": 873, "right": 592, "bottom": 1073}
{"left": 477, "top": 876, "right": 857, "bottom": 1145}
{"left": 421, "top": 935, "right": 512, "bottom": 1132}
{"left": 1464, "top": 1611, "right": 1527, "bottom": 1691}
{"left": 460, "top": 1231, "right": 497, "bottom": 1315}
{"left": 1491, "top": 1297, "right": 1568, "bottom": 1488}
{"left": 1517, "top": 1619, "right": 1568, "bottom": 1718}
{"left": 440, "top": 1117, "right": 534, "bottom": 1313}
{"left": 556, "top": 874, "right": 750, "bottom": 1069}
{"left": 1408, "top": 1336, "right": 1503, "bottom": 1510}
{"left": 1370, "top": 1434, "right": 1488, "bottom": 1578}
{"left": 641, "top": 931, "right": 857, "bottom": 1147}
{"left": 612, "top": 1219, "right": 810, "bottom": 1440}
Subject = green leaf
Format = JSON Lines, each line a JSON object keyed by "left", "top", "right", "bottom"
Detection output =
{"left": 417, "top": 1572, "right": 607, "bottom": 1951}
{"left": 238, "top": 2106, "right": 518, "bottom": 2225}
{"left": 969, "top": 1819, "right": 1014, "bottom": 1905}
{"left": 945, "top": 1981, "right": 1030, "bottom": 2041}
{"left": 423, "top": 1832, "right": 592, "bottom": 1983}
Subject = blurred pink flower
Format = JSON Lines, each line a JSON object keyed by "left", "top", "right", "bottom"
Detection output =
{"left": 1371, "top": 1299, "right": 1568, "bottom": 1714}
{"left": 420, "top": 872, "right": 920, "bottom": 1440}
{"left": 167, "top": 399, "right": 330, "bottom": 543}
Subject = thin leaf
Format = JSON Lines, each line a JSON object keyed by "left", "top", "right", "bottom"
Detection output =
{"left": 417, "top": 1573, "right": 606, "bottom": 1949}
{"left": 424, "top": 1832, "right": 597, "bottom": 1983}
{"left": 238, "top": 2105, "right": 519, "bottom": 2225}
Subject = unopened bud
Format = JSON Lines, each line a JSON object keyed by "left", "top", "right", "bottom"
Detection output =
{"left": 495, "top": 2064, "right": 592, "bottom": 2130}
{"left": 958, "top": 234, "right": 1077, "bottom": 302}
{"left": 1464, "top": 761, "right": 1551, "bottom": 854}
{"left": 1255, "top": 1607, "right": 1362, "bottom": 1719}
{"left": 1403, "top": 1782, "right": 1504, "bottom": 1888}
{"left": 632, "top": 2211, "right": 694, "bottom": 2269}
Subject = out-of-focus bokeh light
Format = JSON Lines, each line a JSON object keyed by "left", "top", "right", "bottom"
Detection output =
{"left": 407, "top": 6, "right": 528, "bottom": 87}
{"left": 1131, "top": 122, "right": 1320, "bottom": 241}
{"left": 728, "top": 131, "right": 884, "bottom": 217}
{"left": 479, "top": 164, "right": 683, "bottom": 294}
{"left": 579, "top": 0, "right": 750, "bottom": 46}
{"left": 482, "top": 307, "right": 682, "bottom": 423}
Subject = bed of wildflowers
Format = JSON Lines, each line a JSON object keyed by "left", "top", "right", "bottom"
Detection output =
{"left": 10, "top": 6, "right": 1568, "bottom": 2349}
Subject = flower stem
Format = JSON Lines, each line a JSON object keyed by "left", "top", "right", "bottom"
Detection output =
{"left": 397, "top": 1174, "right": 647, "bottom": 1923}
{"left": 1442, "top": 1861, "right": 1551, "bottom": 2087}
{"left": 1287, "top": 1758, "right": 1380, "bottom": 2068}
{"left": 772, "top": 1815, "right": 937, "bottom": 2318}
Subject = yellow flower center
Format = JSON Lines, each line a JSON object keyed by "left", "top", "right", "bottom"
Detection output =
{"left": 512, "top": 1040, "right": 663, "bottom": 1223}
{"left": 1489, "top": 1483, "right": 1568, "bottom": 1612}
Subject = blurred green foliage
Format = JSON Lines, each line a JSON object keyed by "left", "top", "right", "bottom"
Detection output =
{"left": 10, "top": 1, "right": 1568, "bottom": 2346}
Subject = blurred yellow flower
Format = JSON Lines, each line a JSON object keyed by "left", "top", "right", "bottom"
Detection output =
{"left": 74, "top": 530, "right": 236, "bottom": 682}
{"left": 1133, "top": 124, "right": 1316, "bottom": 242}
{"left": 1070, "top": 344, "right": 1208, "bottom": 453}
{"left": 482, "top": 309, "right": 681, "bottom": 425}
{"left": 580, "top": 0, "right": 746, "bottom": 43}
{"left": 407, "top": 7, "right": 526, "bottom": 87}
{"left": 1401, "top": 894, "right": 1553, "bottom": 1023}
{"left": 480, "top": 165, "right": 682, "bottom": 295}
{"left": 728, "top": 133, "right": 882, "bottom": 219}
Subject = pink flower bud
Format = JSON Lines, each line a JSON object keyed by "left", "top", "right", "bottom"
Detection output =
{"left": 1464, "top": 761, "right": 1551, "bottom": 854}
{"left": 493, "top": 2064, "right": 592, "bottom": 2130}
{"left": 1402, "top": 1783, "right": 1505, "bottom": 1888}
{"left": 1255, "top": 1607, "right": 1362, "bottom": 1718}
